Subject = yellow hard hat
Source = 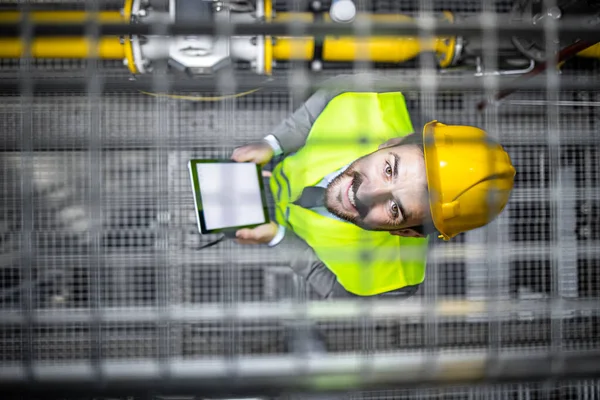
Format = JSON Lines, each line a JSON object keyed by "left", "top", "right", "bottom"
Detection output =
{"left": 423, "top": 121, "right": 516, "bottom": 241}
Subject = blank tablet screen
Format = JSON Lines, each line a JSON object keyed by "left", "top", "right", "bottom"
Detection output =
{"left": 195, "top": 162, "right": 267, "bottom": 231}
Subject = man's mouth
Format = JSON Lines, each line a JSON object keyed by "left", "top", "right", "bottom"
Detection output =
{"left": 344, "top": 178, "right": 357, "bottom": 212}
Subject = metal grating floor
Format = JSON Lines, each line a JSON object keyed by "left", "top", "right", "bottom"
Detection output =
{"left": 1, "top": 0, "right": 600, "bottom": 397}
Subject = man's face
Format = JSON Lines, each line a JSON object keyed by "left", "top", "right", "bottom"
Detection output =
{"left": 325, "top": 143, "right": 430, "bottom": 232}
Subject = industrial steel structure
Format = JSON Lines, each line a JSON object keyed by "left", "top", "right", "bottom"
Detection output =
{"left": 1, "top": 0, "right": 600, "bottom": 399}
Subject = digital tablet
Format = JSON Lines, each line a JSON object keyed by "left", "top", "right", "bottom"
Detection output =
{"left": 188, "top": 159, "right": 270, "bottom": 234}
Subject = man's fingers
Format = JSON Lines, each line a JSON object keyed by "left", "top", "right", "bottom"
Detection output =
{"left": 232, "top": 143, "right": 273, "bottom": 165}
{"left": 262, "top": 170, "right": 272, "bottom": 178}
{"left": 231, "top": 148, "right": 248, "bottom": 162}
{"left": 235, "top": 238, "right": 260, "bottom": 245}
{"left": 232, "top": 149, "right": 259, "bottom": 163}
{"left": 235, "top": 223, "right": 276, "bottom": 244}
{"left": 236, "top": 228, "right": 262, "bottom": 241}
{"left": 236, "top": 228, "right": 252, "bottom": 239}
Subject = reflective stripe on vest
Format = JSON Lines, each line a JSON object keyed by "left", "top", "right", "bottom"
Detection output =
{"left": 270, "top": 92, "right": 428, "bottom": 296}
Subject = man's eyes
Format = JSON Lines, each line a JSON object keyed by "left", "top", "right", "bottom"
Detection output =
{"left": 391, "top": 202, "right": 399, "bottom": 218}
{"left": 385, "top": 162, "right": 392, "bottom": 177}
{"left": 386, "top": 162, "right": 400, "bottom": 220}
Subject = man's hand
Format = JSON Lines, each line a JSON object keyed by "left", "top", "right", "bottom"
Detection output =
{"left": 231, "top": 142, "right": 274, "bottom": 165}
{"left": 236, "top": 221, "right": 279, "bottom": 245}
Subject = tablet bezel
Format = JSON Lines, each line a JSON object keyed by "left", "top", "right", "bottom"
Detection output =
{"left": 188, "top": 159, "right": 271, "bottom": 234}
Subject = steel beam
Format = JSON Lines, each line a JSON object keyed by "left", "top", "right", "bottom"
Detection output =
{"left": 0, "top": 349, "right": 599, "bottom": 397}
{"left": 0, "top": 298, "right": 598, "bottom": 325}
{"left": 0, "top": 17, "right": 599, "bottom": 38}
{"left": 0, "top": 75, "right": 598, "bottom": 93}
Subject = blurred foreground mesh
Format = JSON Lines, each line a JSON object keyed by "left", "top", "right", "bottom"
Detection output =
{"left": 1, "top": 0, "right": 600, "bottom": 399}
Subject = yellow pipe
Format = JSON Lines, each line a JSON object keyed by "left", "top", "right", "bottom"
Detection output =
{"left": 0, "top": 10, "right": 127, "bottom": 60}
{"left": 0, "top": 37, "right": 125, "bottom": 59}
{"left": 122, "top": 0, "right": 139, "bottom": 73}
{"left": 0, "top": 8, "right": 596, "bottom": 66}
{"left": 577, "top": 42, "right": 600, "bottom": 58}
{"left": 271, "top": 12, "right": 314, "bottom": 61}
{"left": 271, "top": 12, "right": 457, "bottom": 68}
{"left": 263, "top": 0, "right": 273, "bottom": 75}
{"left": 0, "top": 10, "right": 125, "bottom": 23}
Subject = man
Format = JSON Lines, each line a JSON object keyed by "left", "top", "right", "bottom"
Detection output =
{"left": 231, "top": 74, "right": 516, "bottom": 299}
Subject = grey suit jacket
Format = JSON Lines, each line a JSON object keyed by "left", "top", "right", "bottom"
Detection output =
{"left": 266, "top": 73, "right": 429, "bottom": 299}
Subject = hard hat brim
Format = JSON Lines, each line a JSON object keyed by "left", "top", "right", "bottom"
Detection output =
{"left": 422, "top": 121, "right": 452, "bottom": 241}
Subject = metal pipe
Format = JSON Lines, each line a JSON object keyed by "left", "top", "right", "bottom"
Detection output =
{"left": 0, "top": 11, "right": 597, "bottom": 65}
{"left": 2, "top": 35, "right": 594, "bottom": 63}
{"left": 0, "top": 298, "right": 597, "bottom": 325}
{"left": 271, "top": 12, "right": 457, "bottom": 67}
{"left": 0, "top": 349, "right": 599, "bottom": 396}
{"left": 577, "top": 42, "right": 600, "bottom": 58}
{"left": 0, "top": 10, "right": 125, "bottom": 23}
{"left": 477, "top": 40, "right": 596, "bottom": 110}
{"left": 0, "top": 10, "right": 126, "bottom": 59}
{"left": 0, "top": 37, "right": 124, "bottom": 58}
{"left": 0, "top": 75, "right": 597, "bottom": 93}
{"left": 1, "top": 17, "right": 599, "bottom": 38}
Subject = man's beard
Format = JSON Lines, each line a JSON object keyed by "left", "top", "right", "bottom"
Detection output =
{"left": 324, "top": 166, "right": 364, "bottom": 226}
{"left": 323, "top": 163, "right": 434, "bottom": 236}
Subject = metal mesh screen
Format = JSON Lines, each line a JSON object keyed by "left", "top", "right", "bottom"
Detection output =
{"left": 1, "top": 0, "right": 600, "bottom": 398}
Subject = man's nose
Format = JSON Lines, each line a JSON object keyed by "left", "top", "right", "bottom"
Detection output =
{"left": 357, "top": 185, "right": 388, "bottom": 206}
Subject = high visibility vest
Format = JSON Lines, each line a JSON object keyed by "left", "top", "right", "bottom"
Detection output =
{"left": 270, "top": 92, "right": 428, "bottom": 296}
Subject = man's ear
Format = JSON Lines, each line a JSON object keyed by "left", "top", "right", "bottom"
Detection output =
{"left": 378, "top": 137, "right": 408, "bottom": 150}
{"left": 390, "top": 229, "right": 426, "bottom": 238}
